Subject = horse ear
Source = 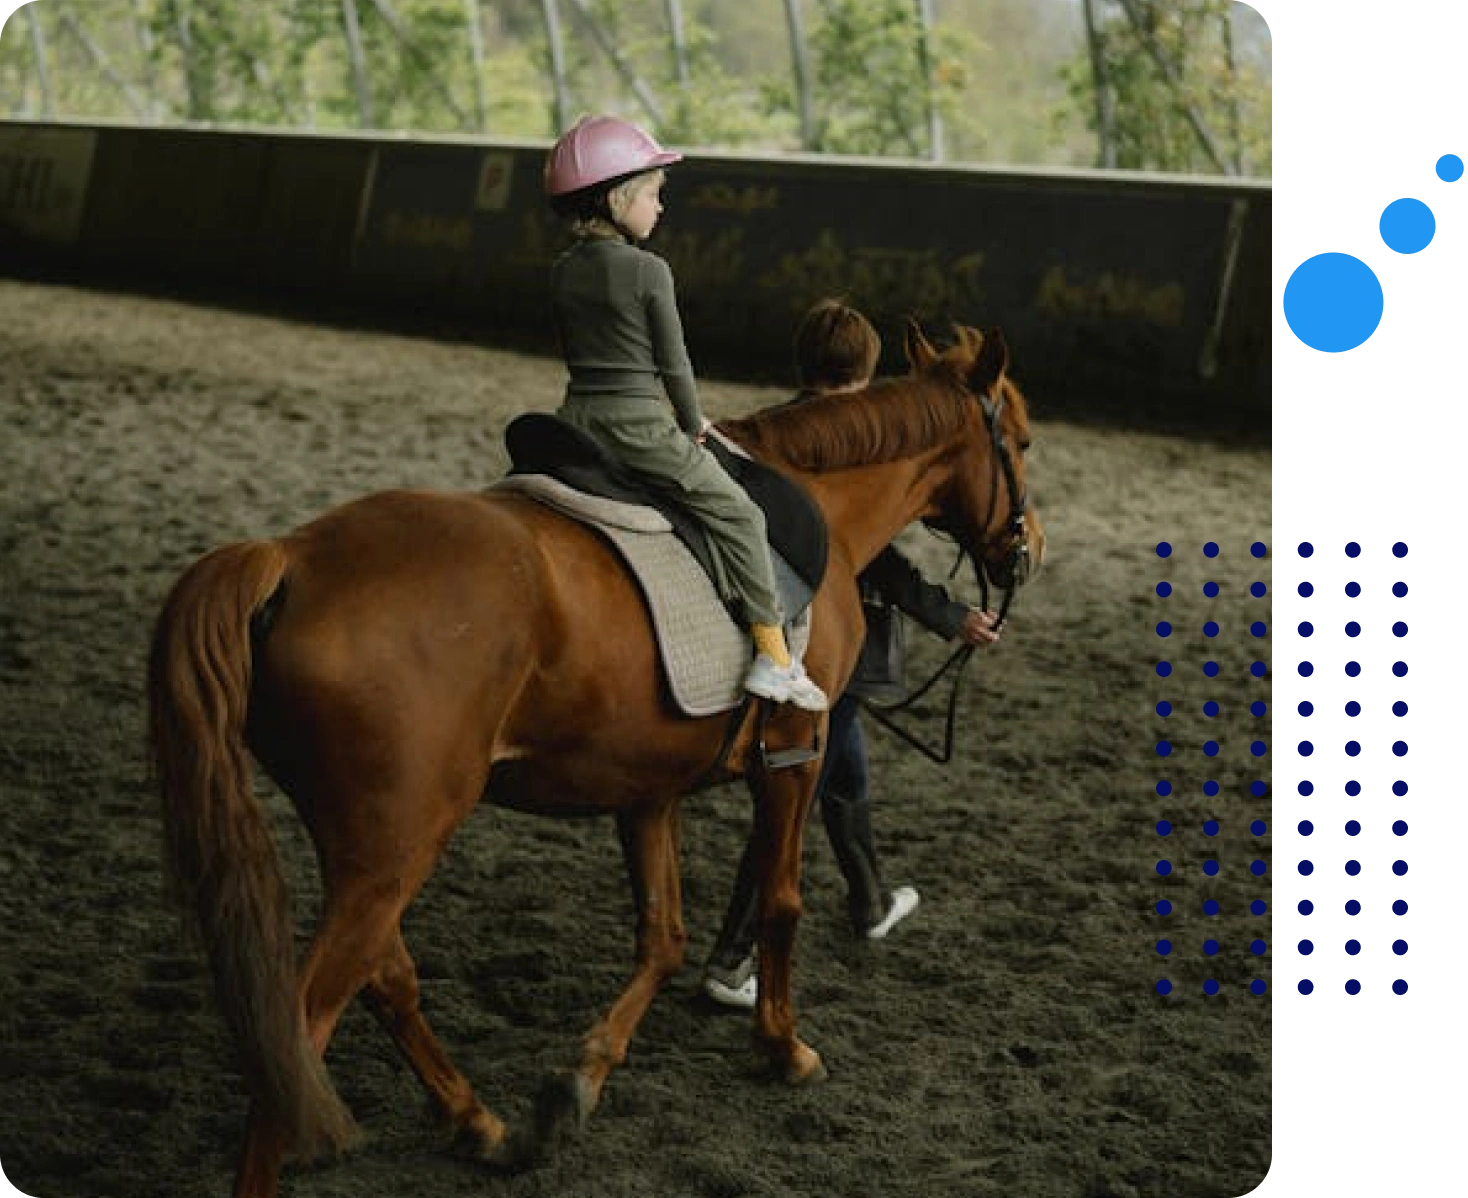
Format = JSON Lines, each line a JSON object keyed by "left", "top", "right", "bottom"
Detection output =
{"left": 952, "top": 324, "right": 985, "bottom": 359}
{"left": 969, "top": 327, "right": 1010, "bottom": 396}
{"left": 904, "top": 317, "right": 938, "bottom": 371}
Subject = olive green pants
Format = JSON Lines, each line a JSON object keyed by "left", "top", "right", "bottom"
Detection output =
{"left": 558, "top": 396, "right": 784, "bottom": 627}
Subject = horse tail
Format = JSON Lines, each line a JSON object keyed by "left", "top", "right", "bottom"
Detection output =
{"left": 147, "top": 540, "right": 359, "bottom": 1160}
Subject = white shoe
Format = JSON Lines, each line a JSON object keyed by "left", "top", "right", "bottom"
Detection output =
{"left": 703, "top": 955, "right": 758, "bottom": 1010}
{"left": 744, "top": 654, "right": 829, "bottom": 712}
{"left": 866, "top": 886, "right": 920, "bottom": 941}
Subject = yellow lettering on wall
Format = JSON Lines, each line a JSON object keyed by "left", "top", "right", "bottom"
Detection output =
{"left": 687, "top": 183, "right": 779, "bottom": 215}
{"left": 382, "top": 210, "right": 473, "bottom": 253}
{"left": 1035, "top": 266, "right": 1185, "bottom": 327}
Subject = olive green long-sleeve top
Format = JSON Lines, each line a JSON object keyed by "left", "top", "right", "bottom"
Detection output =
{"left": 550, "top": 235, "right": 705, "bottom": 436}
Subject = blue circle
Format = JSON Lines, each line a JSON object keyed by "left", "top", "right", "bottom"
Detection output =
{"left": 1250, "top": 859, "right": 1266, "bottom": 876}
{"left": 1249, "top": 700, "right": 1267, "bottom": 717}
{"left": 1297, "top": 820, "right": 1312, "bottom": 836}
{"left": 1203, "top": 979, "right": 1220, "bottom": 995}
{"left": 1252, "top": 781, "right": 1267, "bottom": 797}
{"left": 1393, "top": 859, "right": 1408, "bottom": 876}
{"left": 1393, "top": 820, "right": 1408, "bottom": 836}
{"left": 1393, "top": 780, "right": 1408, "bottom": 796}
{"left": 1252, "top": 661, "right": 1267, "bottom": 678}
{"left": 1251, "top": 542, "right": 1266, "bottom": 558}
{"left": 1345, "top": 899, "right": 1361, "bottom": 915}
{"left": 1203, "top": 860, "right": 1220, "bottom": 876}
{"left": 1156, "top": 700, "right": 1173, "bottom": 717}
{"left": 1345, "top": 661, "right": 1361, "bottom": 677}
{"left": 1380, "top": 198, "right": 1436, "bottom": 253}
{"left": 1251, "top": 621, "right": 1267, "bottom": 638}
{"left": 1251, "top": 582, "right": 1267, "bottom": 597}
{"left": 1204, "top": 819, "right": 1220, "bottom": 836}
{"left": 1298, "top": 780, "right": 1314, "bottom": 796}
{"left": 1345, "top": 741, "right": 1361, "bottom": 757}
{"left": 1345, "top": 780, "right": 1361, "bottom": 796}
{"left": 1297, "top": 581, "right": 1313, "bottom": 598}
{"left": 1297, "top": 899, "right": 1313, "bottom": 915}
{"left": 1346, "top": 979, "right": 1361, "bottom": 995}
{"left": 1298, "top": 621, "right": 1313, "bottom": 638}
{"left": 1393, "top": 741, "right": 1408, "bottom": 757}
{"left": 1393, "top": 979, "right": 1408, "bottom": 995}
{"left": 1249, "top": 740, "right": 1265, "bottom": 757}
{"left": 1156, "top": 741, "right": 1172, "bottom": 757}
{"left": 1204, "top": 701, "right": 1220, "bottom": 718}
{"left": 1346, "top": 939, "right": 1361, "bottom": 955}
{"left": 1345, "top": 581, "right": 1361, "bottom": 597}
{"left": 1203, "top": 899, "right": 1221, "bottom": 916}
{"left": 1253, "top": 900, "right": 1268, "bottom": 916}
{"left": 1298, "top": 542, "right": 1314, "bottom": 557}
{"left": 1251, "top": 819, "right": 1267, "bottom": 836}
{"left": 1393, "top": 939, "right": 1408, "bottom": 956}
{"left": 1299, "top": 979, "right": 1314, "bottom": 995}
{"left": 1204, "top": 740, "right": 1220, "bottom": 757}
{"left": 1203, "top": 779, "right": 1220, "bottom": 796}
{"left": 1157, "top": 780, "right": 1172, "bottom": 796}
{"left": 1393, "top": 542, "right": 1408, "bottom": 558}
{"left": 1393, "top": 701, "right": 1408, "bottom": 717}
{"left": 1250, "top": 980, "right": 1267, "bottom": 996}
{"left": 1204, "top": 621, "right": 1220, "bottom": 637}
{"left": 1346, "top": 820, "right": 1361, "bottom": 836}
{"left": 1157, "top": 939, "right": 1172, "bottom": 956}
{"left": 1156, "top": 979, "right": 1173, "bottom": 995}
{"left": 1299, "top": 939, "right": 1314, "bottom": 955}
{"left": 1156, "top": 898, "right": 1173, "bottom": 915}
{"left": 1298, "top": 701, "right": 1313, "bottom": 716}
{"left": 1438, "top": 153, "right": 1464, "bottom": 181}
{"left": 1204, "top": 660, "right": 1221, "bottom": 677}
{"left": 1156, "top": 819, "right": 1172, "bottom": 836}
{"left": 1157, "top": 621, "right": 1172, "bottom": 638}
{"left": 1203, "top": 581, "right": 1220, "bottom": 598}
{"left": 1345, "top": 541, "right": 1361, "bottom": 558}
{"left": 1156, "top": 542, "right": 1173, "bottom": 558}
{"left": 1157, "top": 860, "right": 1172, "bottom": 876}
{"left": 1156, "top": 581, "right": 1172, "bottom": 597}
{"left": 1393, "top": 621, "right": 1408, "bottom": 638}
{"left": 1345, "top": 701, "right": 1360, "bottom": 717}
{"left": 1204, "top": 541, "right": 1219, "bottom": 558}
{"left": 1345, "top": 622, "right": 1360, "bottom": 637}
{"left": 1393, "top": 899, "right": 1408, "bottom": 915}
{"left": 1283, "top": 255, "right": 1384, "bottom": 352}
{"left": 1345, "top": 860, "right": 1361, "bottom": 876}
{"left": 1299, "top": 860, "right": 1314, "bottom": 875}
{"left": 1203, "top": 938, "right": 1220, "bottom": 956}
{"left": 1393, "top": 581, "right": 1408, "bottom": 597}
{"left": 1298, "top": 740, "right": 1314, "bottom": 757}
{"left": 1393, "top": 661, "right": 1408, "bottom": 677}
{"left": 1156, "top": 661, "right": 1172, "bottom": 677}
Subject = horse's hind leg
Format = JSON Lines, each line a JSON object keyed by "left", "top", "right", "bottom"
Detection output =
{"left": 360, "top": 931, "right": 507, "bottom": 1157}
{"left": 511, "top": 801, "right": 687, "bottom": 1162}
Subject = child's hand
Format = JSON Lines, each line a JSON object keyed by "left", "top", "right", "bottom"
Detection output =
{"left": 960, "top": 609, "right": 1003, "bottom": 647}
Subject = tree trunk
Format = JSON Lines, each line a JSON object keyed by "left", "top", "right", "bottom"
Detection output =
{"left": 541, "top": 0, "right": 571, "bottom": 134}
{"left": 1082, "top": 0, "right": 1116, "bottom": 168}
{"left": 564, "top": 0, "right": 664, "bottom": 128}
{"left": 782, "top": 0, "right": 815, "bottom": 149}
{"left": 464, "top": 0, "right": 488, "bottom": 130}
{"left": 1220, "top": 0, "right": 1244, "bottom": 174}
{"left": 58, "top": 6, "right": 147, "bottom": 121}
{"left": 914, "top": 0, "right": 944, "bottom": 161}
{"left": 26, "top": 3, "right": 55, "bottom": 117}
{"left": 664, "top": 0, "right": 689, "bottom": 85}
{"left": 340, "top": 0, "right": 376, "bottom": 128}
{"left": 129, "top": 0, "right": 161, "bottom": 122}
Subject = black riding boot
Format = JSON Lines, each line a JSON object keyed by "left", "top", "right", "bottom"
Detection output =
{"left": 706, "top": 841, "right": 760, "bottom": 973}
{"left": 821, "top": 787, "right": 887, "bottom": 935}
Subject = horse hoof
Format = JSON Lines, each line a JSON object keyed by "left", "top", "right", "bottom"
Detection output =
{"left": 783, "top": 1042, "right": 828, "bottom": 1086}
{"left": 448, "top": 1108, "right": 509, "bottom": 1160}
{"left": 483, "top": 1070, "right": 595, "bottom": 1173}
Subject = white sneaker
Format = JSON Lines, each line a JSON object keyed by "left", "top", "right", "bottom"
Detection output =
{"left": 865, "top": 886, "right": 920, "bottom": 941}
{"left": 703, "top": 955, "right": 758, "bottom": 1010}
{"left": 744, "top": 654, "right": 829, "bottom": 711}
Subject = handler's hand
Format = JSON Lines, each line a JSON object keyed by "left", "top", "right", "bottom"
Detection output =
{"left": 695, "top": 417, "right": 713, "bottom": 445}
{"left": 960, "top": 608, "right": 1003, "bottom": 647}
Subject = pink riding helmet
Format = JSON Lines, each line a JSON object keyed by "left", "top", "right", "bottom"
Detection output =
{"left": 544, "top": 115, "right": 682, "bottom": 198}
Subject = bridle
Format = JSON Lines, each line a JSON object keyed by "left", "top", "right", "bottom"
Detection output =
{"left": 861, "top": 378, "right": 1030, "bottom": 765}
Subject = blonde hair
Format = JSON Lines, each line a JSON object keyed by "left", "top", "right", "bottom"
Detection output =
{"left": 570, "top": 169, "right": 664, "bottom": 240}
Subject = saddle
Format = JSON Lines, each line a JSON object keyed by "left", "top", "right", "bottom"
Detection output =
{"left": 503, "top": 413, "right": 828, "bottom": 616}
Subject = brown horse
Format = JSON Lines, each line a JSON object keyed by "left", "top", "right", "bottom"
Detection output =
{"left": 147, "top": 322, "right": 1044, "bottom": 1197}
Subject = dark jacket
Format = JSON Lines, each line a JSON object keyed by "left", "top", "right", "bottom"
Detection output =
{"left": 852, "top": 545, "right": 968, "bottom": 699}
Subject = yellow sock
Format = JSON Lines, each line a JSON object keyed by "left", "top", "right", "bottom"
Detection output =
{"left": 751, "top": 623, "right": 791, "bottom": 668}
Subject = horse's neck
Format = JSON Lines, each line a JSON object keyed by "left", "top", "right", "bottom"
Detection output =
{"left": 799, "top": 451, "right": 947, "bottom": 576}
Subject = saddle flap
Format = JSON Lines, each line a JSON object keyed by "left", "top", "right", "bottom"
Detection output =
{"left": 505, "top": 412, "right": 609, "bottom": 475}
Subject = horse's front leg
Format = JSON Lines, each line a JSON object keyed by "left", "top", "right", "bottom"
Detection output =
{"left": 501, "top": 799, "right": 687, "bottom": 1165}
{"left": 749, "top": 745, "right": 828, "bottom": 1085}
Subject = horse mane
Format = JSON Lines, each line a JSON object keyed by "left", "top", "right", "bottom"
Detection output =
{"left": 722, "top": 373, "right": 973, "bottom": 471}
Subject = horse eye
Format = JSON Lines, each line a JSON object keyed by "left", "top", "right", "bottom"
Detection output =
{"left": 1018, "top": 439, "right": 1032, "bottom": 452}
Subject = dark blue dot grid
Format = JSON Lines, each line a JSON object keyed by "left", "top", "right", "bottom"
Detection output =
{"left": 1152, "top": 539, "right": 1271, "bottom": 998}
{"left": 1285, "top": 540, "right": 1414, "bottom": 998}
